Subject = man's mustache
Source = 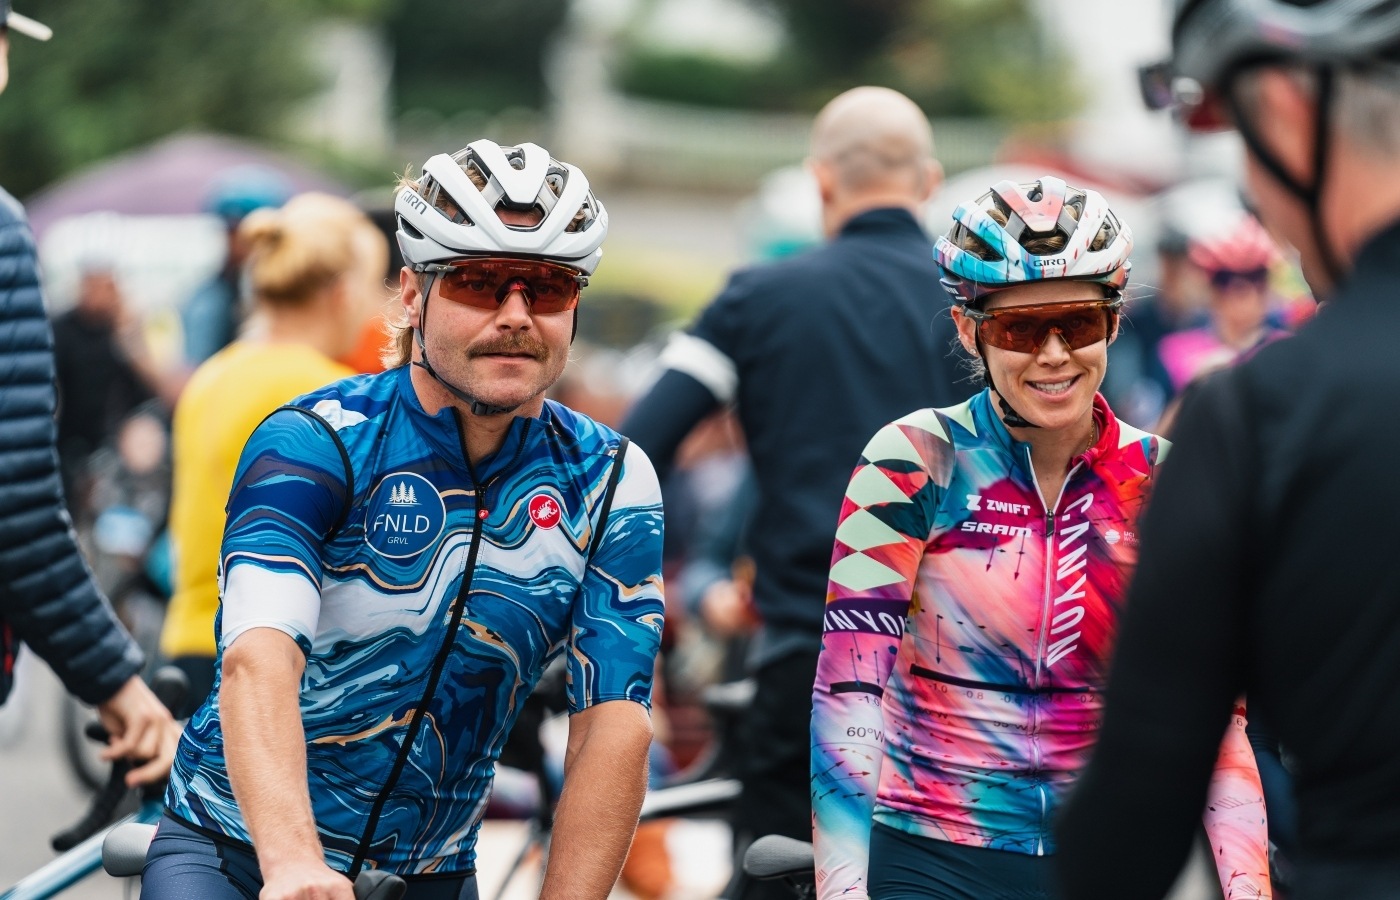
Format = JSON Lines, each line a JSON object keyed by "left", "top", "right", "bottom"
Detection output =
{"left": 468, "top": 334, "right": 548, "bottom": 359}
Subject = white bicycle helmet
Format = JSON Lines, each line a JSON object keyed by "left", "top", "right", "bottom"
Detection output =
{"left": 395, "top": 139, "right": 608, "bottom": 275}
{"left": 934, "top": 176, "right": 1133, "bottom": 307}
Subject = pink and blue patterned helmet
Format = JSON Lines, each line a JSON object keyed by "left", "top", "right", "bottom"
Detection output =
{"left": 934, "top": 176, "right": 1133, "bottom": 307}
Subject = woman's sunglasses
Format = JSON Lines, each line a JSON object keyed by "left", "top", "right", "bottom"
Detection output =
{"left": 962, "top": 298, "right": 1122, "bottom": 354}
{"left": 425, "top": 259, "right": 587, "bottom": 315}
{"left": 1208, "top": 267, "right": 1269, "bottom": 291}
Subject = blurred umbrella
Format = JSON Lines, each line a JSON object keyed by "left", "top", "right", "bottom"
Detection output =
{"left": 24, "top": 132, "right": 351, "bottom": 240}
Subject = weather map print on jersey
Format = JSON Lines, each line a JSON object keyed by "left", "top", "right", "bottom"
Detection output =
{"left": 166, "top": 365, "right": 664, "bottom": 877}
{"left": 811, "top": 389, "right": 1270, "bottom": 900}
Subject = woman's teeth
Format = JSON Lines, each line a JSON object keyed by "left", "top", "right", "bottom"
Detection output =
{"left": 1029, "top": 379, "right": 1075, "bottom": 395}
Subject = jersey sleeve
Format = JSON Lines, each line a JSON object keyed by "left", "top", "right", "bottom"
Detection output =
{"left": 812, "top": 418, "right": 944, "bottom": 900}
{"left": 566, "top": 444, "right": 666, "bottom": 713}
{"left": 218, "top": 408, "right": 350, "bottom": 655}
{"left": 1202, "top": 703, "right": 1273, "bottom": 898}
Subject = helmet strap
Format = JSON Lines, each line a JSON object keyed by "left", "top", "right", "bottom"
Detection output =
{"left": 974, "top": 331, "right": 1038, "bottom": 429}
{"left": 1226, "top": 63, "right": 1345, "bottom": 289}
{"left": 412, "top": 271, "right": 522, "bottom": 417}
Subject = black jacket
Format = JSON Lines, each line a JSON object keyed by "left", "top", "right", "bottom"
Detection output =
{"left": 1057, "top": 218, "right": 1400, "bottom": 896}
{"left": 0, "top": 186, "right": 142, "bottom": 706}
{"left": 621, "top": 208, "right": 969, "bottom": 661}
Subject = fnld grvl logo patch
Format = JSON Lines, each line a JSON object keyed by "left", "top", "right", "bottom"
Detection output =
{"left": 365, "top": 471, "right": 447, "bottom": 558}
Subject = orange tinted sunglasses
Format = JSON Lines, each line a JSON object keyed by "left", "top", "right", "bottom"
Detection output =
{"left": 963, "top": 298, "right": 1121, "bottom": 354}
{"left": 426, "top": 259, "right": 587, "bottom": 314}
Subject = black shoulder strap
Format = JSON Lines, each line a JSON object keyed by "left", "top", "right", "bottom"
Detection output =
{"left": 587, "top": 437, "right": 629, "bottom": 561}
{"left": 272, "top": 405, "right": 356, "bottom": 538}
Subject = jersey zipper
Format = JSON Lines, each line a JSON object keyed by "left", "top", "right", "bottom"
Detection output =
{"left": 347, "top": 413, "right": 533, "bottom": 876}
{"left": 1024, "top": 444, "right": 1083, "bottom": 856}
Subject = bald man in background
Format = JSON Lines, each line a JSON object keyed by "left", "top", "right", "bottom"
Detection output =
{"left": 621, "top": 86, "right": 968, "bottom": 898}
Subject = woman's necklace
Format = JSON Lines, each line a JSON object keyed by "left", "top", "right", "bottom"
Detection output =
{"left": 1084, "top": 419, "right": 1099, "bottom": 456}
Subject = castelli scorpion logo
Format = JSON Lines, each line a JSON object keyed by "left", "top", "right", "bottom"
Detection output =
{"left": 528, "top": 494, "right": 561, "bottom": 529}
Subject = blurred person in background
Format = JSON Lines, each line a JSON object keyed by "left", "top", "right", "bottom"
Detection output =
{"left": 0, "top": 0, "right": 177, "bottom": 786}
{"left": 1100, "top": 226, "right": 1204, "bottom": 428}
{"left": 51, "top": 260, "right": 173, "bottom": 511}
{"left": 181, "top": 166, "right": 291, "bottom": 366}
{"left": 812, "top": 177, "right": 1268, "bottom": 900}
{"left": 1057, "top": 2, "right": 1400, "bottom": 898}
{"left": 158, "top": 193, "right": 383, "bottom": 713}
{"left": 1157, "top": 214, "right": 1288, "bottom": 395}
{"left": 620, "top": 85, "right": 966, "bottom": 898}
{"left": 336, "top": 206, "right": 408, "bottom": 375}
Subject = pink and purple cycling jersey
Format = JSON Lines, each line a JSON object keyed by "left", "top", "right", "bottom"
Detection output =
{"left": 1158, "top": 326, "right": 1288, "bottom": 392}
{"left": 811, "top": 389, "right": 1269, "bottom": 899}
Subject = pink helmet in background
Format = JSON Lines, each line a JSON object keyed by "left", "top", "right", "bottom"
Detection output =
{"left": 1188, "top": 214, "right": 1282, "bottom": 275}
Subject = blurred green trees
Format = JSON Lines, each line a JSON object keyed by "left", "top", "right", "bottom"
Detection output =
{"left": 0, "top": 0, "right": 385, "bottom": 198}
{"left": 619, "top": 0, "right": 1078, "bottom": 120}
{"left": 0, "top": 0, "right": 1075, "bottom": 197}
{"left": 384, "top": 0, "right": 569, "bottom": 116}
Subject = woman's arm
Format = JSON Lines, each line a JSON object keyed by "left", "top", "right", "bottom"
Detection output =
{"left": 813, "top": 418, "right": 941, "bottom": 900}
{"left": 1202, "top": 704, "right": 1272, "bottom": 899}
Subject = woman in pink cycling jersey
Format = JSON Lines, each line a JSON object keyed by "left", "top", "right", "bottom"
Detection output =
{"left": 1158, "top": 213, "right": 1290, "bottom": 395}
{"left": 810, "top": 177, "right": 1270, "bottom": 899}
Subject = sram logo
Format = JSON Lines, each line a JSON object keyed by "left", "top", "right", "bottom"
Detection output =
{"left": 960, "top": 521, "right": 1032, "bottom": 537}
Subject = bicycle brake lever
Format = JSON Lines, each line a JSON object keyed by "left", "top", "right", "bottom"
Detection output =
{"left": 353, "top": 869, "right": 407, "bottom": 900}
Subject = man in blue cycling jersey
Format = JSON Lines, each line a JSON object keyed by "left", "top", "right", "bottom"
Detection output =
{"left": 144, "top": 141, "right": 665, "bottom": 900}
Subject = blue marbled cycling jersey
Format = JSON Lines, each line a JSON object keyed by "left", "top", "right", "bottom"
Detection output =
{"left": 165, "top": 365, "right": 665, "bottom": 876}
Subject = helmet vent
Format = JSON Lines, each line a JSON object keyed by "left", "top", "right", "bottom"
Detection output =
{"left": 952, "top": 222, "right": 1004, "bottom": 262}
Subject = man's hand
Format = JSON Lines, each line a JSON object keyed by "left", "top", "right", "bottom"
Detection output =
{"left": 258, "top": 858, "right": 356, "bottom": 900}
{"left": 96, "top": 674, "right": 181, "bottom": 787}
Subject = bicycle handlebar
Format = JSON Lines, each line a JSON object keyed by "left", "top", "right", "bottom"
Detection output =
{"left": 49, "top": 666, "right": 188, "bottom": 852}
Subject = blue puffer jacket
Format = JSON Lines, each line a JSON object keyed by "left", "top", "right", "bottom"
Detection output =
{"left": 0, "top": 186, "right": 142, "bottom": 706}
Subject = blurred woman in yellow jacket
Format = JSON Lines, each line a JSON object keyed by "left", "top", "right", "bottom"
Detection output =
{"left": 159, "top": 193, "right": 387, "bottom": 710}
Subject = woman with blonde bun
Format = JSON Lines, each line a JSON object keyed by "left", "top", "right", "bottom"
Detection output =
{"left": 159, "top": 193, "right": 387, "bottom": 709}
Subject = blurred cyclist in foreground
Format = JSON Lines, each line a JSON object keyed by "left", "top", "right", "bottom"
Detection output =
{"left": 1057, "top": 2, "right": 1400, "bottom": 898}
{"left": 812, "top": 177, "right": 1269, "bottom": 900}
{"left": 0, "top": 0, "right": 177, "bottom": 787}
{"left": 143, "top": 140, "right": 664, "bottom": 900}
{"left": 621, "top": 88, "right": 964, "bottom": 898}
{"left": 158, "top": 194, "right": 383, "bottom": 714}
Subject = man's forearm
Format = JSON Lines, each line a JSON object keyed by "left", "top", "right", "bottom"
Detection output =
{"left": 222, "top": 629, "right": 324, "bottom": 873}
{"left": 540, "top": 706, "right": 652, "bottom": 900}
